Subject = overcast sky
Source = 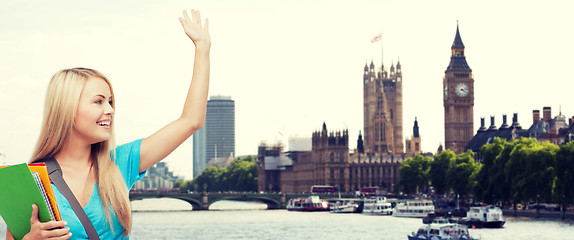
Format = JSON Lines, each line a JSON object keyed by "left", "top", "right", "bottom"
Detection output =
{"left": 1, "top": 0, "right": 572, "bottom": 179}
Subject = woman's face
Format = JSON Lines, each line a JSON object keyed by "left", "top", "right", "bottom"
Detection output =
{"left": 73, "top": 76, "right": 114, "bottom": 145}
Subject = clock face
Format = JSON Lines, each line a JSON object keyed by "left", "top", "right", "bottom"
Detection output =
{"left": 444, "top": 85, "right": 448, "bottom": 97}
{"left": 455, "top": 83, "right": 469, "bottom": 97}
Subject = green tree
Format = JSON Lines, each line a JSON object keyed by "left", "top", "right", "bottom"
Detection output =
{"left": 397, "top": 154, "right": 432, "bottom": 194}
{"left": 191, "top": 166, "right": 226, "bottom": 192}
{"left": 447, "top": 150, "right": 481, "bottom": 197}
{"left": 223, "top": 156, "right": 258, "bottom": 192}
{"left": 552, "top": 141, "right": 574, "bottom": 207}
{"left": 430, "top": 150, "right": 455, "bottom": 195}
{"left": 505, "top": 138, "right": 558, "bottom": 203}
{"left": 184, "top": 156, "right": 258, "bottom": 192}
{"left": 474, "top": 137, "right": 507, "bottom": 203}
{"left": 491, "top": 138, "right": 515, "bottom": 202}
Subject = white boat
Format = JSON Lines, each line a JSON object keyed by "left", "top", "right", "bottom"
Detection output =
{"left": 286, "top": 196, "right": 329, "bottom": 211}
{"left": 460, "top": 205, "right": 505, "bottom": 228}
{"left": 393, "top": 199, "right": 434, "bottom": 218}
{"left": 329, "top": 198, "right": 362, "bottom": 213}
{"left": 362, "top": 196, "right": 393, "bottom": 216}
{"left": 408, "top": 217, "right": 478, "bottom": 240}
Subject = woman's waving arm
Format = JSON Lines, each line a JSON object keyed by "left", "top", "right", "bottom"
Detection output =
{"left": 139, "top": 9, "right": 210, "bottom": 172}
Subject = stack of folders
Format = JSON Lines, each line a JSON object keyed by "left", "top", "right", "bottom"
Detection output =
{"left": 0, "top": 163, "right": 62, "bottom": 240}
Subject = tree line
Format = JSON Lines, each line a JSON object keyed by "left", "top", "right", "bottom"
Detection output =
{"left": 396, "top": 137, "right": 574, "bottom": 207}
{"left": 176, "top": 156, "right": 258, "bottom": 192}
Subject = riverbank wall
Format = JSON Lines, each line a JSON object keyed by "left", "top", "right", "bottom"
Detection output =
{"left": 502, "top": 209, "right": 574, "bottom": 220}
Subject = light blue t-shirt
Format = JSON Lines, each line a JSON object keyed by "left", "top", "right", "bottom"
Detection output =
{"left": 52, "top": 139, "right": 145, "bottom": 239}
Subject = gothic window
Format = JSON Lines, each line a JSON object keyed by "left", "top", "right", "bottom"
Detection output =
{"left": 339, "top": 152, "right": 345, "bottom": 162}
{"left": 382, "top": 124, "right": 386, "bottom": 140}
{"left": 330, "top": 152, "right": 334, "bottom": 162}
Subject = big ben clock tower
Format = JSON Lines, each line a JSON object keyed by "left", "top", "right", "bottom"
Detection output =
{"left": 443, "top": 24, "right": 474, "bottom": 154}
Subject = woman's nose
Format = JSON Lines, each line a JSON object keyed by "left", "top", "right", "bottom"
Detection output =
{"left": 105, "top": 102, "right": 115, "bottom": 115}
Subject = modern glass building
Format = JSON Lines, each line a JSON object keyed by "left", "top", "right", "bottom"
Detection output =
{"left": 193, "top": 96, "right": 235, "bottom": 178}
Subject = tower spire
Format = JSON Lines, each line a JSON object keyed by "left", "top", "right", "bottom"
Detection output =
{"left": 452, "top": 22, "right": 465, "bottom": 48}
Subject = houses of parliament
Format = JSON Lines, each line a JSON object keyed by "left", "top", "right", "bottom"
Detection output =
{"left": 257, "top": 25, "right": 472, "bottom": 193}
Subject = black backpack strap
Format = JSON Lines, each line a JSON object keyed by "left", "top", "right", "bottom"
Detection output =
{"left": 43, "top": 157, "right": 101, "bottom": 240}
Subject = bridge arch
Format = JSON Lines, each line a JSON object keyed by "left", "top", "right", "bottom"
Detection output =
{"left": 130, "top": 192, "right": 285, "bottom": 210}
{"left": 207, "top": 194, "right": 281, "bottom": 209}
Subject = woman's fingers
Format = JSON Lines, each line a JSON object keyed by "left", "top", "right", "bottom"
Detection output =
{"left": 29, "top": 204, "right": 39, "bottom": 224}
{"left": 193, "top": 9, "right": 201, "bottom": 26}
{"left": 40, "top": 221, "right": 68, "bottom": 230}
{"left": 42, "top": 227, "right": 70, "bottom": 238}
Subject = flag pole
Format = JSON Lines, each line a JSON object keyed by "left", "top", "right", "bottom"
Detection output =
{"left": 381, "top": 31, "right": 383, "bottom": 65}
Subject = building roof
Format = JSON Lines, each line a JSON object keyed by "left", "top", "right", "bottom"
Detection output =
{"left": 467, "top": 112, "right": 573, "bottom": 155}
{"left": 466, "top": 114, "right": 526, "bottom": 154}
{"left": 452, "top": 24, "right": 465, "bottom": 48}
{"left": 446, "top": 57, "right": 471, "bottom": 71}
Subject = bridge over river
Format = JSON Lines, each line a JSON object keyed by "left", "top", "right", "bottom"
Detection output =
{"left": 129, "top": 192, "right": 353, "bottom": 211}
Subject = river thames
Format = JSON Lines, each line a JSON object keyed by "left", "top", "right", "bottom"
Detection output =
{"left": 2, "top": 199, "right": 574, "bottom": 239}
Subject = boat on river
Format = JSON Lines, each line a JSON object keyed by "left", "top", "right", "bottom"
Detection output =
{"left": 408, "top": 217, "right": 478, "bottom": 240}
{"left": 394, "top": 199, "right": 434, "bottom": 218}
{"left": 459, "top": 205, "right": 505, "bottom": 228}
{"left": 286, "top": 196, "right": 329, "bottom": 211}
{"left": 329, "top": 198, "right": 362, "bottom": 213}
{"left": 362, "top": 196, "right": 393, "bottom": 216}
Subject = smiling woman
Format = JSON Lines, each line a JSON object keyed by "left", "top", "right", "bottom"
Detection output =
{"left": 4, "top": 9, "right": 211, "bottom": 240}
{"left": 74, "top": 76, "right": 115, "bottom": 145}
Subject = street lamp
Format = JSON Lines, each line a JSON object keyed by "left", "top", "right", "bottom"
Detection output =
{"left": 536, "top": 194, "right": 540, "bottom": 218}
{"left": 268, "top": 184, "right": 273, "bottom": 193}
{"left": 513, "top": 193, "right": 517, "bottom": 217}
{"left": 562, "top": 195, "right": 566, "bottom": 219}
{"left": 203, "top": 183, "right": 208, "bottom": 193}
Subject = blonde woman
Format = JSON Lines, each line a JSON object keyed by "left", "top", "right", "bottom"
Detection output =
{"left": 6, "top": 9, "right": 210, "bottom": 240}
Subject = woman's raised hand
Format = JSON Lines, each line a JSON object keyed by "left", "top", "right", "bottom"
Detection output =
{"left": 178, "top": 9, "right": 211, "bottom": 48}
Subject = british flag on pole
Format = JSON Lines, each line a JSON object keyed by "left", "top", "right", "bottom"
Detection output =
{"left": 371, "top": 33, "right": 382, "bottom": 43}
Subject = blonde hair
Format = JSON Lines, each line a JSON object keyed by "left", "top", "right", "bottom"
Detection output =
{"left": 31, "top": 68, "right": 132, "bottom": 236}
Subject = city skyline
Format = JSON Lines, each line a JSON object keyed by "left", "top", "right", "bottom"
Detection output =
{"left": 1, "top": 0, "right": 572, "bottom": 179}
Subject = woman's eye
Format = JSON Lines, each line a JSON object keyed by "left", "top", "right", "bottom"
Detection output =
{"left": 95, "top": 100, "right": 103, "bottom": 104}
{"left": 109, "top": 101, "right": 113, "bottom": 105}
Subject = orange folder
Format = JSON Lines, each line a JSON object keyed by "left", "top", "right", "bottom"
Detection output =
{"left": 28, "top": 163, "right": 62, "bottom": 221}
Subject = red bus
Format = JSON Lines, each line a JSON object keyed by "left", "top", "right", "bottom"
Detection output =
{"left": 360, "top": 187, "right": 381, "bottom": 196}
{"left": 311, "top": 185, "right": 336, "bottom": 193}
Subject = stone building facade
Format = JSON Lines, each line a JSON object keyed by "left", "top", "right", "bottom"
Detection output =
{"left": 444, "top": 25, "right": 474, "bottom": 154}
{"left": 363, "top": 60, "right": 403, "bottom": 154}
{"left": 258, "top": 120, "right": 420, "bottom": 193}
{"left": 257, "top": 43, "right": 422, "bottom": 194}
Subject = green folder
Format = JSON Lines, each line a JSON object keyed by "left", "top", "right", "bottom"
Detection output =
{"left": 0, "top": 163, "right": 54, "bottom": 240}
